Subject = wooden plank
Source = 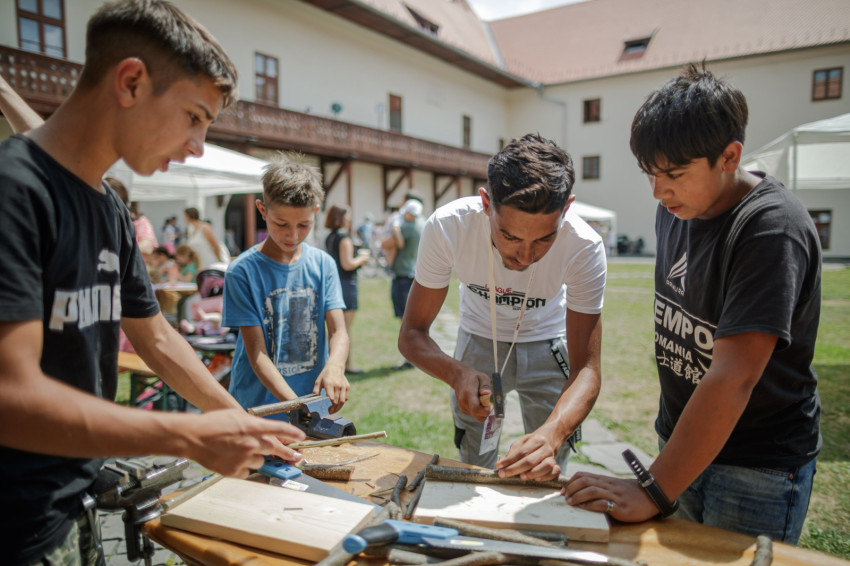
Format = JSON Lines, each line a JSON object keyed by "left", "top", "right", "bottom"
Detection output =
{"left": 117, "top": 351, "right": 156, "bottom": 377}
{"left": 160, "top": 477, "right": 374, "bottom": 561}
{"left": 411, "top": 480, "right": 610, "bottom": 543}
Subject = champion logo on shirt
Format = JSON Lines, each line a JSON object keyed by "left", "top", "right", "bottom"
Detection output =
{"left": 665, "top": 253, "right": 687, "bottom": 296}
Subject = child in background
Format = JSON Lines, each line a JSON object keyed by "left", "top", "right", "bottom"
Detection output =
{"left": 223, "top": 153, "right": 350, "bottom": 417}
{"left": 147, "top": 246, "right": 174, "bottom": 283}
{"left": 171, "top": 243, "right": 199, "bottom": 283}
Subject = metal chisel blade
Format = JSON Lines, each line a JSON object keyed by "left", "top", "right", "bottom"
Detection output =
{"left": 420, "top": 536, "right": 611, "bottom": 564}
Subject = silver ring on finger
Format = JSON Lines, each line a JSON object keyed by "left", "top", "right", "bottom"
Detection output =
{"left": 605, "top": 500, "right": 614, "bottom": 514}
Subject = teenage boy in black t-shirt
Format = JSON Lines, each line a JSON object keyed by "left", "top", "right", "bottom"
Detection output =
{"left": 0, "top": 2, "right": 305, "bottom": 564}
{"left": 564, "top": 63, "right": 821, "bottom": 544}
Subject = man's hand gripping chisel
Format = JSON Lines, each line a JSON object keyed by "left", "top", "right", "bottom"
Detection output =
{"left": 343, "top": 520, "right": 639, "bottom": 565}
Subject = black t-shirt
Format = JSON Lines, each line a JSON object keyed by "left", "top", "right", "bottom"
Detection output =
{"left": 0, "top": 135, "right": 159, "bottom": 564}
{"left": 654, "top": 174, "right": 822, "bottom": 469}
{"left": 325, "top": 229, "right": 358, "bottom": 281}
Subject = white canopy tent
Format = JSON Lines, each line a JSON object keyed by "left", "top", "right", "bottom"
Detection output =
{"left": 742, "top": 113, "right": 850, "bottom": 258}
{"left": 107, "top": 143, "right": 267, "bottom": 217}
{"left": 571, "top": 200, "right": 617, "bottom": 255}
{"left": 741, "top": 113, "right": 850, "bottom": 191}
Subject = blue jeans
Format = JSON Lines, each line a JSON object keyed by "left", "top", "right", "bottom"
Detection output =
{"left": 391, "top": 276, "right": 414, "bottom": 318}
{"left": 660, "top": 439, "right": 816, "bottom": 544}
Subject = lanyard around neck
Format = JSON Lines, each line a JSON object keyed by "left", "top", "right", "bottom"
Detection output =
{"left": 487, "top": 240, "right": 536, "bottom": 375}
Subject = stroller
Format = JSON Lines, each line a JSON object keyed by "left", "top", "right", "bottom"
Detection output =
{"left": 181, "top": 263, "right": 236, "bottom": 388}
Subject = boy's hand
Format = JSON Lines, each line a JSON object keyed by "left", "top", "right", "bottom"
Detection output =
{"left": 186, "top": 409, "right": 305, "bottom": 477}
{"left": 563, "top": 472, "right": 658, "bottom": 522}
{"left": 495, "top": 432, "right": 560, "bottom": 481}
{"left": 313, "top": 365, "right": 350, "bottom": 413}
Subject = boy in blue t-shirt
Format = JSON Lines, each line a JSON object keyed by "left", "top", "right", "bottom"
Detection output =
{"left": 223, "top": 154, "right": 350, "bottom": 416}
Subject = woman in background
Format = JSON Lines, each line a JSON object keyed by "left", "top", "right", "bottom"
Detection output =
{"left": 325, "top": 204, "right": 370, "bottom": 374}
{"left": 184, "top": 207, "right": 228, "bottom": 269}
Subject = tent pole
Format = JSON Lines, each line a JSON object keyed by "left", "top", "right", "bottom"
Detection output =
{"left": 792, "top": 132, "right": 798, "bottom": 191}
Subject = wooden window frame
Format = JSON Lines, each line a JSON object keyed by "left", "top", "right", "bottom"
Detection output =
{"left": 16, "top": 0, "right": 66, "bottom": 58}
{"left": 583, "top": 98, "right": 601, "bottom": 123}
{"left": 812, "top": 67, "right": 843, "bottom": 101}
{"left": 809, "top": 209, "right": 832, "bottom": 250}
{"left": 583, "top": 156, "right": 600, "bottom": 180}
{"left": 389, "top": 93, "right": 402, "bottom": 133}
{"left": 254, "top": 52, "right": 279, "bottom": 106}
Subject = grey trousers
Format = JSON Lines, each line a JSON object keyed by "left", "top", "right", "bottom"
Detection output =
{"left": 449, "top": 328, "right": 573, "bottom": 470}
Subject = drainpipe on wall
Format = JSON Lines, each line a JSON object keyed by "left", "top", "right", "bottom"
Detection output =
{"left": 536, "top": 84, "right": 568, "bottom": 149}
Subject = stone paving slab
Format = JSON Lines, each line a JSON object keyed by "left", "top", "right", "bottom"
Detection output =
{"left": 581, "top": 441, "right": 655, "bottom": 477}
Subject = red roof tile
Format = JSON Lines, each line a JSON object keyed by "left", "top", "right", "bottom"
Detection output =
{"left": 489, "top": 0, "right": 850, "bottom": 84}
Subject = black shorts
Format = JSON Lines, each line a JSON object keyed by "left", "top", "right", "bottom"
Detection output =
{"left": 340, "top": 277, "right": 358, "bottom": 311}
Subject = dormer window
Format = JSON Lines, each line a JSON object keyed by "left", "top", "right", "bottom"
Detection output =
{"left": 621, "top": 36, "right": 652, "bottom": 61}
{"left": 407, "top": 6, "right": 439, "bottom": 36}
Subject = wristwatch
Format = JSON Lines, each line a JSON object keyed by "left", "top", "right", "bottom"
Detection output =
{"left": 622, "top": 449, "right": 679, "bottom": 518}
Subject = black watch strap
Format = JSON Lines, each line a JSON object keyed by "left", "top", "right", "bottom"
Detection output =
{"left": 622, "top": 449, "right": 679, "bottom": 518}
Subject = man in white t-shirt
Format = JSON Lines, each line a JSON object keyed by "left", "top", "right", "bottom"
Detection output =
{"left": 399, "top": 134, "right": 607, "bottom": 480}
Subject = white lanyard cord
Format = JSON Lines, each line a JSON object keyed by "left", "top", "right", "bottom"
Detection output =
{"left": 487, "top": 241, "right": 536, "bottom": 375}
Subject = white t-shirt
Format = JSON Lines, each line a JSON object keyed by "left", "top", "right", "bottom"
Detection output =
{"left": 415, "top": 196, "right": 606, "bottom": 342}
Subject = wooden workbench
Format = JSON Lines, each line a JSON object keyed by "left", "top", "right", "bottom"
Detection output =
{"left": 143, "top": 441, "right": 850, "bottom": 566}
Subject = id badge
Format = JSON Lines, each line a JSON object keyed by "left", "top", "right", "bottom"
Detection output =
{"left": 479, "top": 407, "right": 502, "bottom": 455}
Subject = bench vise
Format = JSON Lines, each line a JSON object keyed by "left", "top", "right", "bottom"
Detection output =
{"left": 288, "top": 394, "right": 357, "bottom": 439}
{"left": 92, "top": 458, "right": 189, "bottom": 565}
{"left": 248, "top": 393, "right": 357, "bottom": 440}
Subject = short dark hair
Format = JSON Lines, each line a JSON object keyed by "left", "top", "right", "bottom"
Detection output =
{"left": 630, "top": 62, "right": 748, "bottom": 173}
{"left": 486, "top": 133, "right": 573, "bottom": 214}
{"left": 78, "top": 0, "right": 238, "bottom": 108}
{"left": 324, "top": 204, "right": 350, "bottom": 230}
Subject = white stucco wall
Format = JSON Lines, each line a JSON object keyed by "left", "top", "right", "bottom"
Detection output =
{"left": 794, "top": 189, "right": 850, "bottom": 260}
{"left": 170, "top": 0, "right": 509, "bottom": 156}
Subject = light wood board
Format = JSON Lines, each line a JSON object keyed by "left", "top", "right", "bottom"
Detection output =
{"left": 412, "top": 480, "right": 610, "bottom": 542}
{"left": 160, "top": 477, "right": 374, "bottom": 561}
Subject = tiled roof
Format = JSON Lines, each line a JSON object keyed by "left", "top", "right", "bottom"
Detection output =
{"left": 299, "top": 0, "right": 531, "bottom": 86}
{"left": 488, "top": 0, "right": 850, "bottom": 85}
{"left": 354, "top": 0, "right": 501, "bottom": 66}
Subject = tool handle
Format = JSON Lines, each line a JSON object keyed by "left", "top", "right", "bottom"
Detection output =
{"left": 344, "top": 520, "right": 459, "bottom": 553}
{"left": 259, "top": 457, "right": 302, "bottom": 480}
{"left": 343, "top": 522, "right": 400, "bottom": 553}
{"left": 248, "top": 398, "right": 306, "bottom": 417}
{"left": 491, "top": 372, "right": 504, "bottom": 418}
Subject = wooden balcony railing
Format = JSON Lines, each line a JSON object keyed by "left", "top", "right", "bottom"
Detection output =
{"left": 0, "top": 45, "right": 489, "bottom": 178}
{"left": 0, "top": 45, "right": 81, "bottom": 114}
{"left": 213, "top": 101, "right": 489, "bottom": 177}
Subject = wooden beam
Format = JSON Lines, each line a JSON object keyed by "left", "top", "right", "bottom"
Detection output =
{"left": 321, "top": 158, "right": 351, "bottom": 204}
{"left": 382, "top": 166, "right": 412, "bottom": 211}
{"left": 243, "top": 193, "right": 257, "bottom": 247}
{"left": 433, "top": 173, "right": 459, "bottom": 205}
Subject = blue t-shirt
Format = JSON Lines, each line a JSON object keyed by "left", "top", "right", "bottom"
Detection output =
{"left": 222, "top": 244, "right": 344, "bottom": 417}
